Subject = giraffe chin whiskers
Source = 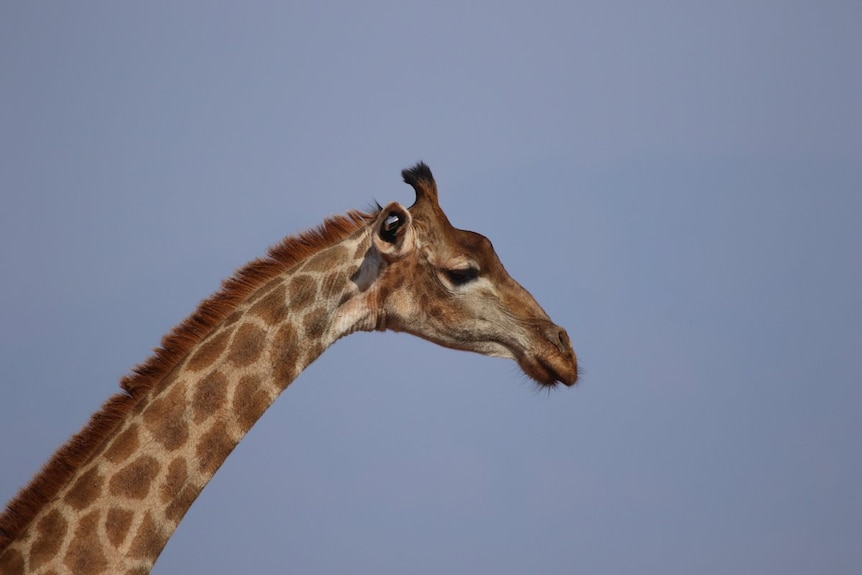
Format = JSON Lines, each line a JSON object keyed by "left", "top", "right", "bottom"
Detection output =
{"left": 517, "top": 351, "right": 578, "bottom": 388}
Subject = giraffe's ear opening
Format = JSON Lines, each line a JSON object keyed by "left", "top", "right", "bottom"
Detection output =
{"left": 373, "top": 202, "right": 414, "bottom": 261}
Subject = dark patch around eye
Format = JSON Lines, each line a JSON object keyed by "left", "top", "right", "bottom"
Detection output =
{"left": 444, "top": 267, "right": 480, "bottom": 286}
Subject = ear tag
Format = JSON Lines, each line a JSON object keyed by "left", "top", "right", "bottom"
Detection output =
{"left": 384, "top": 213, "right": 401, "bottom": 231}
{"left": 381, "top": 212, "right": 402, "bottom": 244}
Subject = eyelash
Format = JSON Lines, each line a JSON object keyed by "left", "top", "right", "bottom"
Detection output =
{"left": 444, "top": 267, "right": 480, "bottom": 286}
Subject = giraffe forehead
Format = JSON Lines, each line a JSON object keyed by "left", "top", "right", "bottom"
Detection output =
{"left": 455, "top": 230, "right": 500, "bottom": 268}
{"left": 417, "top": 223, "right": 498, "bottom": 265}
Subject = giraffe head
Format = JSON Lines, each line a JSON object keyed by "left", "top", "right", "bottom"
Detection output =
{"left": 366, "top": 163, "right": 578, "bottom": 387}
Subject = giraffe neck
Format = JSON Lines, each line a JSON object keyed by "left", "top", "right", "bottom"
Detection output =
{"left": 0, "top": 220, "right": 379, "bottom": 574}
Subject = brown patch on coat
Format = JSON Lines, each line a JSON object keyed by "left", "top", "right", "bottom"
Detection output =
{"left": 271, "top": 323, "right": 299, "bottom": 388}
{"left": 225, "top": 323, "right": 266, "bottom": 367}
{"left": 0, "top": 547, "right": 24, "bottom": 575}
{"left": 185, "top": 329, "right": 232, "bottom": 372}
{"left": 302, "top": 245, "right": 349, "bottom": 273}
{"left": 352, "top": 235, "right": 371, "bottom": 260}
{"left": 222, "top": 309, "right": 244, "bottom": 328}
{"left": 105, "top": 507, "right": 134, "bottom": 548}
{"left": 128, "top": 512, "right": 165, "bottom": 560}
{"left": 142, "top": 385, "right": 189, "bottom": 451}
{"left": 232, "top": 374, "right": 271, "bottom": 432}
{"left": 192, "top": 371, "right": 229, "bottom": 424}
{"left": 104, "top": 424, "right": 140, "bottom": 464}
{"left": 249, "top": 285, "right": 289, "bottom": 325}
{"left": 160, "top": 458, "right": 187, "bottom": 505}
{"left": 164, "top": 485, "right": 198, "bottom": 525}
{"left": 63, "top": 467, "right": 104, "bottom": 511}
{"left": 288, "top": 274, "right": 318, "bottom": 311}
{"left": 303, "top": 307, "right": 329, "bottom": 339}
{"left": 109, "top": 456, "right": 160, "bottom": 500}
{"left": 29, "top": 510, "right": 67, "bottom": 571}
{"left": 195, "top": 425, "right": 234, "bottom": 476}
{"left": 63, "top": 510, "right": 107, "bottom": 574}
{"left": 320, "top": 270, "right": 348, "bottom": 300}
{"left": 161, "top": 457, "right": 198, "bottom": 524}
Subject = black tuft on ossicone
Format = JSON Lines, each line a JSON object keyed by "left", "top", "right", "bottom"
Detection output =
{"left": 401, "top": 162, "right": 438, "bottom": 204}
{"left": 401, "top": 161, "right": 435, "bottom": 187}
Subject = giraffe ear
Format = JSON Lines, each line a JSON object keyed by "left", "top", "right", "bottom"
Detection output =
{"left": 373, "top": 202, "right": 414, "bottom": 261}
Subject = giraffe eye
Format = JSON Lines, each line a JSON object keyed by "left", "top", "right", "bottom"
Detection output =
{"left": 444, "top": 267, "right": 479, "bottom": 286}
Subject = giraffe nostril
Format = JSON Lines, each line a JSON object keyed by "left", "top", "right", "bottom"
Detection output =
{"left": 555, "top": 328, "right": 570, "bottom": 353}
{"left": 541, "top": 325, "right": 570, "bottom": 354}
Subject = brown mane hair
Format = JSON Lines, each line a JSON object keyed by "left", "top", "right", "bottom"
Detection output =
{"left": 0, "top": 209, "right": 377, "bottom": 550}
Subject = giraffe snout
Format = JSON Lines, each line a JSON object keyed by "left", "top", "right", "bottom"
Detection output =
{"left": 546, "top": 324, "right": 578, "bottom": 386}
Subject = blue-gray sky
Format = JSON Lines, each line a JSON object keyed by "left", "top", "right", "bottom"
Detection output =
{"left": 1, "top": 2, "right": 860, "bottom": 573}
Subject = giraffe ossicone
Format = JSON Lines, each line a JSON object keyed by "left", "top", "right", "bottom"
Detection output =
{"left": 0, "top": 163, "right": 577, "bottom": 574}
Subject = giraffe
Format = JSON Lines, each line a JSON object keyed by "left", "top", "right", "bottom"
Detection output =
{"left": 0, "top": 163, "right": 578, "bottom": 574}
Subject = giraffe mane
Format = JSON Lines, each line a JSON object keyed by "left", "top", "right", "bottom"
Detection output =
{"left": 0, "top": 208, "right": 378, "bottom": 551}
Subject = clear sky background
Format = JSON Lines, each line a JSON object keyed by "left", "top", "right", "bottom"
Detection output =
{"left": 1, "top": 3, "right": 860, "bottom": 574}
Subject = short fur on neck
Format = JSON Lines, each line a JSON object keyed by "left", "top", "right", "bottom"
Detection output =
{"left": 0, "top": 209, "right": 377, "bottom": 551}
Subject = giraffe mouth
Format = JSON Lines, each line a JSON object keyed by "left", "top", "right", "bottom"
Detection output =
{"left": 515, "top": 323, "right": 578, "bottom": 388}
{"left": 520, "top": 352, "right": 578, "bottom": 388}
